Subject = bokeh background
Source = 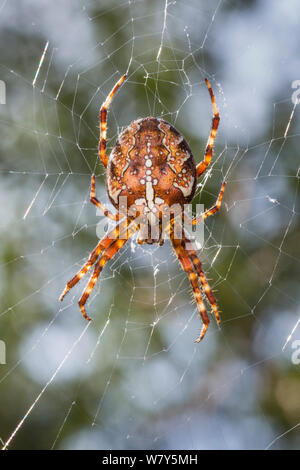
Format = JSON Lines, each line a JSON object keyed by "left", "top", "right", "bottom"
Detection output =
{"left": 0, "top": 0, "right": 299, "bottom": 450}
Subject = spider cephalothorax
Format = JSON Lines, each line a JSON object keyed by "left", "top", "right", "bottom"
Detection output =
{"left": 60, "top": 75, "right": 226, "bottom": 342}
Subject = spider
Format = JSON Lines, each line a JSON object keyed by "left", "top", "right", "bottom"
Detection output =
{"left": 60, "top": 75, "right": 226, "bottom": 342}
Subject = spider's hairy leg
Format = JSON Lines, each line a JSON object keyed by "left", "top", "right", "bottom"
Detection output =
{"left": 188, "top": 181, "right": 226, "bottom": 226}
{"left": 169, "top": 224, "right": 209, "bottom": 342}
{"left": 78, "top": 220, "right": 139, "bottom": 321}
{"left": 90, "top": 174, "right": 120, "bottom": 221}
{"left": 59, "top": 218, "right": 131, "bottom": 302}
{"left": 99, "top": 74, "right": 127, "bottom": 168}
{"left": 196, "top": 78, "right": 220, "bottom": 178}
{"left": 180, "top": 224, "right": 220, "bottom": 324}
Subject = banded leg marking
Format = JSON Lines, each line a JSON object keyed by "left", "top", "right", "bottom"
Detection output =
{"left": 59, "top": 218, "right": 131, "bottom": 301}
{"left": 169, "top": 226, "right": 209, "bottom": 342}
{"left": 196, "top": 78, "right": 220, "bottom": 178}
{"left": 78, "top": 221, "right": 139, "bottom": 321}
{"left": 90, "top": 174, "right": 120, "bottom": 221}
{"left": 99, "top": 75, "right": 126, "bottom": 168}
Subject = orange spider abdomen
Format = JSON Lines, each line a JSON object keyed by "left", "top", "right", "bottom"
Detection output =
{"left": 106, "top": 117, "right": 197, "bottom": 220}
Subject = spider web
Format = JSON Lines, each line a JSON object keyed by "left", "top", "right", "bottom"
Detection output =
{"left": 0, "top": 0, "right": 299, "bottom": 450}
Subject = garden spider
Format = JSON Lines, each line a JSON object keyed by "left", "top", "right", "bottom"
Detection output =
{"left": 60, "top": 75, "right": 226, "bottom": 342}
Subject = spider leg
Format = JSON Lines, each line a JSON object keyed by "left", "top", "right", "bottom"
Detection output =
{"left": 184, "top": 181, "right": 226, "bottom": 226}
{"left": 90, "top": 174, "right": 120, "bottom": 221}
{"left": 59, "top": 218, "right": 132, "bottom": 302}
{"left": 169, "top": 222, "right": 209, "bottom": 342}
{"left": 78, "top": 221, "right": 139, "bottom": 321}
{"left": 99, "top": 74, "right": 126, "bottom": 168}
{"left": 196, "top": 78, "right": 220, "bottom": 178}
{"left": 179, "top": 222, "right": 220, "bottom": 324}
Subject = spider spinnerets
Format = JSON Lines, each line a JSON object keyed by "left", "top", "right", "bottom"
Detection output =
{"left": 60, "top": 74, "right": 226, "bottom": 342}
